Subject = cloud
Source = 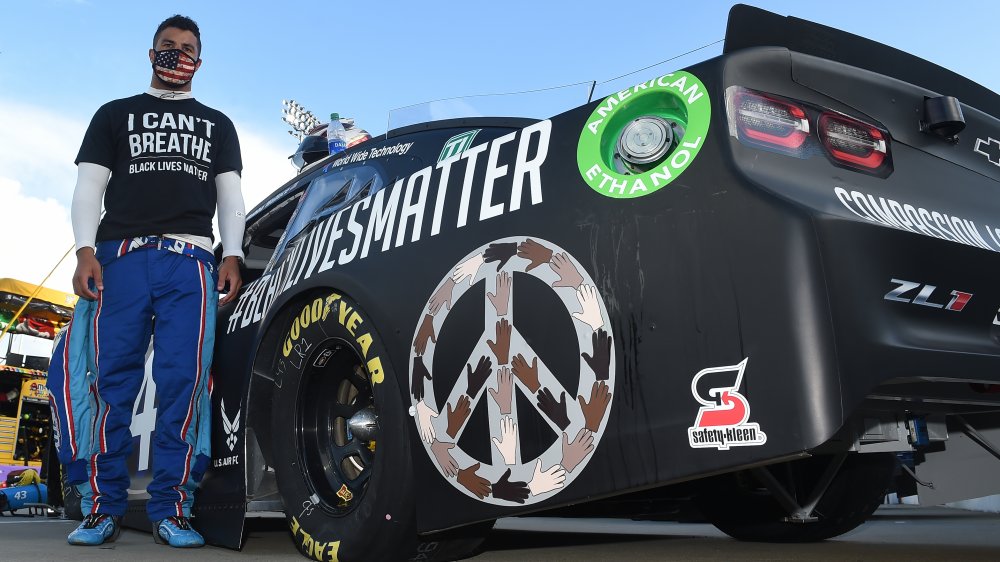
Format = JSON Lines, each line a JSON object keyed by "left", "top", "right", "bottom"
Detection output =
{"left": 209, "top": 124, "right": 295, "bottom": 245}
{"left": 0, "top": 98, "right": 295, "bottom": 293}
{"left": 233, "top": 124, "right": 296, "bottom": 210}
{"left": 0, "top": 177, "right": 76, "bottom": 294}
{"left": 0, "top": 99, "right": 86, "bottom": 205}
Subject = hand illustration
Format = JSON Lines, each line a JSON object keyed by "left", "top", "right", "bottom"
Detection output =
{"left": 528, "top": 459, "right": 566, "bottom": 496}
{"left": 452, "top": 253, "right": 484, "bottom": 284}
{"left": 483, "top": 242, "right": 517, "bottom": 270}
{"left": 411, "top": 355, "right": 432, "bottom": 401}
{"left": 578, "top": 381, "right": 612, "bottom": 432}
{"left": 413, "top": 313, "right": 436, "bottom": 356}
{"left": 491, "top": 416, "right": 518, "bottom": 465}
{"left": 491, "top": 468, "right": 529, "bottom": 504}
{"left": 431, "top": 440, "right": 459, "bottom": 477}
{"left": 487, "top": 271, "right": 511, "bottom": 316}
{"left": 517, "top": 238, "right": 553, "bottom": 271}
{"left": 457, "top": 463, "right": 491, "bottom": 499}
{"left": 446, "top": 395, "right": 472, "bottom": 438}
{"left": 415, "top": 400, "right": 438, "bottom": 444}
{"left": 487, "top": 318, "right": 511, "bottom": 365}
{"left": 572, "top": 285, "right": 604, "bottom": 331}
{"left": 466, "top": 355, "right": 493, "bottom": 398}
{"left": 488, "top": 366, "right": 513, "bottom": 415}
{"left": 551, "top": 252, "right": 584, "bottom": 289}
{"left": 428, "top": 278, "right": 456, "bottom": 315}
{"left": 582, "top": 328, "right": 612, "bottom": 381}
{"left": 511, "top": 354, "right": 540, "bottom": 394}
{"left": 537, "top": 387, "right": 570, "bottom": 430}
{"left": 561, "top": 429, "right": 595, "bottom": 473}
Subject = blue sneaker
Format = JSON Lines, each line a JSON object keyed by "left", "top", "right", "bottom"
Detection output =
{"left": 153, "top": 516, "right": 205, "bottom": 547}
{"left": 67, "top": 513, "right": 121, "bottom": 546}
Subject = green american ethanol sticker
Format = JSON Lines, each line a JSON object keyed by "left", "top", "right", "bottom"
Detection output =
{"left": 577, "top": 71, "right": 711, "bottom": 199}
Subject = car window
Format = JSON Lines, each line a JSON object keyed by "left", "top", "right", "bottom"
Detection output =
{"left": 349, "top": 175, "right": 378, "bottom": 203}
{"left": 267, "top": 165, "right": 384, "bottom": 271}
{"left": 239, "top": 188, "right": 304, "bottom": 282}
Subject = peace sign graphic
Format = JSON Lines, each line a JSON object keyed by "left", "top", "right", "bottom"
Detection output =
{"left": 409, "top": 236, "right": 615, "bottom": 505}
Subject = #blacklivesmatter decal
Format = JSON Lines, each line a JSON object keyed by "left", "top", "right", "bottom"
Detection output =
{"left": 687, "top": 358, "right": 767, "bottom": 450}
{"left": 410, "top": 237, "right": 615, "bottom": 505}
{"left": 577, "top": 71, "right": 710, "bottom": 199}
{"left": 226, "top": 121, "right": 552, "bottom": 334}
{"left": 127, "top": 111, "right": 216, "bottom": 181}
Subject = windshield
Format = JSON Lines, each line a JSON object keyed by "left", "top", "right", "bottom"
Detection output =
{"left": 267, "top": 165, "right": 385, "bottom": 271}
{"left": 385, "top": 41, "right": 722, "bottom": 132}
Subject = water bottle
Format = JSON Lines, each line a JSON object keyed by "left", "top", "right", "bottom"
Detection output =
{"left": 327, "top": 112, "right": 347, "bottom": 156}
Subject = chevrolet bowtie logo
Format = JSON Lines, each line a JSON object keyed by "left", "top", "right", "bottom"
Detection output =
{"left": 974, "top": 137, "right": 1000, "bottom": 167}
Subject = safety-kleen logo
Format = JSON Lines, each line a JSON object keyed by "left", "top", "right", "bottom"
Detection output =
{"left": 687, "top": 358, "right": 766, "bottom": 450}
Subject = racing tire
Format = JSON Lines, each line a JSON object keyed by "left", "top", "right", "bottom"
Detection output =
{"left": 269, "top": 292, "right": 490, "bottom": 561}
{"left": 695, "top": 452, "right": 897, "bottom": 542}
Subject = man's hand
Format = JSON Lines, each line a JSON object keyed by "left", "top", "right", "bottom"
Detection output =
{"left": 72, "top": 247, "right": 102, "bottom": 300}
{"left": 217, "top": 256, "right": 243, "bottom": 306}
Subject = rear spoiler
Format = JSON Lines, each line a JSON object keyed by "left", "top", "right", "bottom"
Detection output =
{"left": 724, "top": 4, "right": 1000, "bottom": 115}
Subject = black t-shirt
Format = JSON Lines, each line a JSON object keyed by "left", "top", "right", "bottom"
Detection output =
{"left": 76, "top": 93, "right": 242, "bottom": 242}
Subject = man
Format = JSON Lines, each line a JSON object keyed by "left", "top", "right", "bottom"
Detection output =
{"left": 47, "top": 15, "right": 245, "bottom": 548}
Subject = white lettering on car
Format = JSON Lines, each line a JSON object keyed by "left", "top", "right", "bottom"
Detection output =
{"left": 227, "top": 121, "right": 552, "bottom": 333}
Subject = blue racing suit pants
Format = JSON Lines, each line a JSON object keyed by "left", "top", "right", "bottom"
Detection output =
{"left": 48, "top": 236, "right": 216, "bottom": 521}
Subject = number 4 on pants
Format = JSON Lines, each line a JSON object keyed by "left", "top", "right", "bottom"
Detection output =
{"left": 130, "top": 342, "right": 158, "bottom": 472}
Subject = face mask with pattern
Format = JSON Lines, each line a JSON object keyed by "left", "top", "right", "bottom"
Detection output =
{"left": 152, "top": 49, "right": 198, "bottom": 86}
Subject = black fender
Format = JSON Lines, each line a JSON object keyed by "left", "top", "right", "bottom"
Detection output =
{"left": 203, "top": 260, "right": 408, "bottom": 548}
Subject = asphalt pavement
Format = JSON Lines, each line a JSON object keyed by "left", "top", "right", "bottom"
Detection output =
{"left": 0, "top": 505, "right": 997, "bottom": 561}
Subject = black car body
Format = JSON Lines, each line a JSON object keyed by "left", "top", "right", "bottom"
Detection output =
{"left": 102, "top": 5, "right": 1000, "bottom": 560}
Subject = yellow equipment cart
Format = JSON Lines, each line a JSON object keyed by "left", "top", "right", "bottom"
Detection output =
{"left": 0, "top": 279, "right": 76, "bottom": 479}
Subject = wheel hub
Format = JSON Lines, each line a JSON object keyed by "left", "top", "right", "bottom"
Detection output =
{"left": 298, "top": 341, "right": 376, "bottom": 514}
{"left": 347, "top": 407, "right": 378, "bottom": 441}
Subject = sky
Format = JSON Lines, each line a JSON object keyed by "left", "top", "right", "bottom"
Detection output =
{"left": 1, "top": 0, "right": 999, "bottom": 304}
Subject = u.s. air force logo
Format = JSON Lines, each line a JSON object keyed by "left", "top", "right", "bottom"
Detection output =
{"left": 408, "top": 236, "right": 615, "bottom": 505}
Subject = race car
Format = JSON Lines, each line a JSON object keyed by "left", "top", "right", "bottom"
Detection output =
{"left": 74, "top": 4, "right": 999, "bottom": 560}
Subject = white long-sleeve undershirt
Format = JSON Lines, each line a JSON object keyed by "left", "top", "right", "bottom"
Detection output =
{"left": 71, "top": 162, "right": 110, "bottom": 252}
{"left": 210, "top": 171, "right": 246, "bottom": 261}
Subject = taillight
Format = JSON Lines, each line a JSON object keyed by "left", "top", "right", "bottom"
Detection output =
{"left": 726, "top": 86, "right": 892, "bottom": 177}
{"left": 731, "top": 90, "right": 810, "bottom": 149}
{"left": 818, "top": 113, "right": 887, "bottom": 170}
